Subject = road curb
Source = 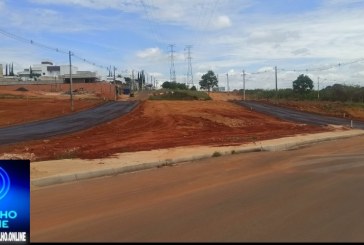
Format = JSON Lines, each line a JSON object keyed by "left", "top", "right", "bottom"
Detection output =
{"left": 31, "top": 130, "right": 364, "bottom": 187}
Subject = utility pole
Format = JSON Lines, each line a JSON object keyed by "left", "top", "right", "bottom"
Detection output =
{"left": 131, "top": 70, "right": 135, "bottom": 91}
{"left": 113, "top": 66, "right": 117, "bottom": 101}
{"left": 275, "top": 66, "right": 278, "bottom": 103}
{"left": 226, "top": 73, "right": 230, "bottom": 92}
{"left": 317, "top": 76, "right": 320, "bottom": 100}
{"left": 69, "top": 51, "right": 74, "bottom": 111}
{"left": 217, "top": 74, "right": 219, "bottom": 91}
{"left": 185, "top": 45, "right": 193, "bottom": 86}
{"left": 242, "top": 70, "right": 246, "bottom": 101}
{"left": 169, "top": 44, "right": 176, "bottom": 83}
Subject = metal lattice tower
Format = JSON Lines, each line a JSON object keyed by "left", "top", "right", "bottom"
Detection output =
{"left": 185, "top": 45, "right": 193, "bottom": 85}
{"left": 169, "top": 44, "right": 176, "bottom": 83}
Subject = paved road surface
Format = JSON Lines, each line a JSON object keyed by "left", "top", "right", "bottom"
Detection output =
{"left": 0, "top": 101, "right": 138, "bottom": 145}
{"left": 235, "top": 100, "right": 364, "bottom": 129}
{"left": 31, "top": 135, "right": 364, "bottom": 242}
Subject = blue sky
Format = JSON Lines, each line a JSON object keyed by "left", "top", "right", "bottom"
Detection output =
{"left": 1, "top": 0, "right": 364, "bottom": 90}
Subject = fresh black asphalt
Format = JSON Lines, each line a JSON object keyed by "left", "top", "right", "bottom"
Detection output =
{"left": 235, "top": 100, "right": 364, "bottom": 129}
{"left": 0, "top": 101, "right": 139, "bottom": 145}
{"left": 2, "top": 100, "right": 363, "bottom": 146}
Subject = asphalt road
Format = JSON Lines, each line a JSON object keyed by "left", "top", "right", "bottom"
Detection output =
{"left": 0, "top": 101, "right": 138, "bottom": 145}
{"left": 235, "top": 100, "right": 364, "bottom": 129}
{"left": 31, "top": 135, "right": 364, "bottom": 242}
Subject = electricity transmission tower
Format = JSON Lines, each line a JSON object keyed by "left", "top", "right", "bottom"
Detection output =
{"left": 169, "top": 44, "right": 176, "bottom": 83}
{"left": 185, "top": 45, "right": 193, "bottom": 86}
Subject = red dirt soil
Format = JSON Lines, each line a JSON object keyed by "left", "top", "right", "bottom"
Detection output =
{"left": 0, "top": 83, "right": 118, "bottom": 100}
{"left": 0, "top": 83, "right": 123, "bottom": 126}
{"left": 0, "top": 100, "right": 329, "bottom": 161}
{"left": 0, "top": 98, "right": 104, "bottom": 127}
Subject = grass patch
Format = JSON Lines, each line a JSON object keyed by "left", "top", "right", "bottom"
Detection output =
{"left": 157, "top": 159, "right": 175, "bottom": 168}
{"left": 54, "top": 147, "right": 80, "bottom": 160}
{"left": 212, "top": 151, "right": 222, "bottom": 157}
{"left": 0, "top": 94, "right": 25, "bottom": 99}
{"left": 149, "top": 89, "right": 211, "bottom": 101}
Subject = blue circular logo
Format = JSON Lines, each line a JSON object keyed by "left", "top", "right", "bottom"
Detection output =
{"left": 0, "top": 167, "right": 11, "bottom": 200}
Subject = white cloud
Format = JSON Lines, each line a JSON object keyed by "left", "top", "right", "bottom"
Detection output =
{"left": 31, "top": 0, "right": 141, "bottom": 11}
{"left": 136, "top": 47, "right": 162, "bottom": 59}
{"left": 148, "top": 72, "right": 163, "bottom": 78}
{"left": 257, "top": 67, "right": 274, "bottom": 73}
{"left": 291, "top": 48, "right": 310, "bottom": 56}
{"left": 212, "top": 15, "right": 232, "bottom": 30}
{"left": 2, "top": 6, "right": 110, "bottom": 33}
{"left": 247, "top": 30, "right": 300, "bottom": 44}
{"left": 2, "top": 0, "right": 364, "bottom": 89}
{"left": 31, "top": 0, "right": 242, "bottom": 32}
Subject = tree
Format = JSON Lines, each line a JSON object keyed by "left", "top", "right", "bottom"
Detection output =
{"left": 190, "top": 85, "right": 197, "bottom": 91}
{"left": 124, "top": 77, "right": 131, "bottom": 83}
{"left": 162, "top": 81, "right": 188, "bottom": 90}
{"left": 136, "top": 70, "right": 146, "bottom": 90}
{"left": 10, "top": 62, "right": 14, "bottom": 76}
{"left": 162, "top": 81, "right": 171, "bottom": 89}
{"left": 199, "top": 70, "right": 218, "bottom": 92}
{"left": 292, "top": 74, "right": 314, "bottom": 94}
{"left": 29, "top": 66, "right": 33, "bottom": 79}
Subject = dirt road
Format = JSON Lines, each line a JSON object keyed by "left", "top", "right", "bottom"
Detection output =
{"left": 31, "top": 135, "right": 364, "bottom": 242}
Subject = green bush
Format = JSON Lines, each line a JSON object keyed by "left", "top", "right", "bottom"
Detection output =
{"left": 240, "top": 84, "right": 364, "bottom": 103}
{"left": 149, "top": 89, "right": 211, "bottom": 101}
{"left": 212, "top": 151, "right": 222, "bottom": 157}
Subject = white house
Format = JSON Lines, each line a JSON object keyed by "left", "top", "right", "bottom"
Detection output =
{"left": 17, "top": 60, "right": 97, "bottom": 83}
{"left": 18, "top": 60, "right": 78, "bottom": 79}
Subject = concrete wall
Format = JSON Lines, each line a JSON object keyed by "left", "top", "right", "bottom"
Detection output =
{"left": 60, "top": 65, "right": 78, "bottom": 76}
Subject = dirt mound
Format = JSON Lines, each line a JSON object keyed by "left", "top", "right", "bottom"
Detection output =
{"left": 15, "top": 87, "right": 29, "bottom": 91}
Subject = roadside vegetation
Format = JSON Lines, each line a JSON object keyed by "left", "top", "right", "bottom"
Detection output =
{"left": 241, "top": 74, "right": 364, "bottom": 103}
{"left": 238, "top": 75, "right": 364, "bottom": 120}
{"left": 149, "top": 89, "right": 211, "bottom": 100}
{"left": 212, "top": 151, "right": 222, "bottom": 157}
{"left": 241, "top": 84, "right": 364, "bottom": 103}
{"left": 149, "top": 82, "right": 210, "bottom": 100}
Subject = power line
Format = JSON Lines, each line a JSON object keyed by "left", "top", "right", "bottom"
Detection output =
{"left": 0, "top": 29, "right": 68, "bottom": 54}
{"left": 0, "top": 28, "right": 109, "bottom": 72}
{"left": 194, "top": 0, "right": 220, "bottom": 49}
{"left": 279, "top": 58, "right": 364, "bottom": 72}
{"left": 185, "top": 45, "right": 193, "bottom": 85}
{"left": 226, "top": 72, "right": 230, "bottom": 92}
{"left": 236, "top": 57, "right": 364, "bottom": 81}
{"left": 139, "top": 0, "right": 161, "bottom": 43}
{"left": 169, "top": 44, "right": 176, "bottom": 83}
